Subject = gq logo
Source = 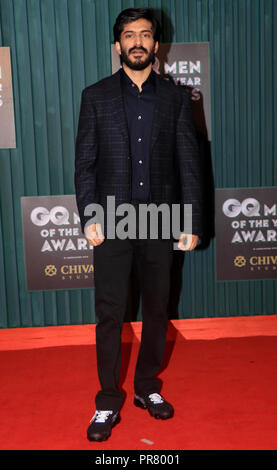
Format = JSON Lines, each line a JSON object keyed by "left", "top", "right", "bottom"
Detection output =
{"left": 31, "top": 206, "right": 70, "bottom": 226}
{"left": 222, "top": 198, "right": 260, "bottom": 218}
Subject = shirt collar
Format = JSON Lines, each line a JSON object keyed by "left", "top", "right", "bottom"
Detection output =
{"left": 120, "top": 66, "right": 156, "bottom": 91}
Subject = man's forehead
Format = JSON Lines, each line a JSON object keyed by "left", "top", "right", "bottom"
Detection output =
{"left": 121, "top": 19, "right": 153, "bottom": 33}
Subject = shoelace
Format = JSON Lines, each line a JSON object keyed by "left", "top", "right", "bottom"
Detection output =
{"left": 90, "top": 410, "right": 113, "bottom": 423}
{"left": 149, "top": 393, "right": 164, "bottom": 404}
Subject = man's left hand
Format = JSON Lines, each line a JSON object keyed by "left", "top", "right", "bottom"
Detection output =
{"left": 178, "top": 233, "right": 199, "bottom": 251}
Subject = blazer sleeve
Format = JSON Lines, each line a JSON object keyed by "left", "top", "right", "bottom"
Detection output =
{"left": 176, "top": 90, "right": 203, "bottom": 237}
{"left": 75, "top": 88, "right": 98, "bottom": 233}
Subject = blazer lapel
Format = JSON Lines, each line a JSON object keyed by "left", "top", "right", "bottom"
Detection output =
{"left": 150, "top": 73, "right": 169, "bottom": 152}
{"left": 108, "top": 70, "right": 129, "bottom": 144}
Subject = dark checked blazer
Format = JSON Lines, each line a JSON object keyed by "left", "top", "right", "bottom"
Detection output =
{"left": 75, "top": 69, "right": 203, "bottom": 236}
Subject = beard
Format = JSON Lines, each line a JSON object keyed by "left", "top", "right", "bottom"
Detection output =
{"left": 120, "top": 44, "right": 156, "bottom": 71}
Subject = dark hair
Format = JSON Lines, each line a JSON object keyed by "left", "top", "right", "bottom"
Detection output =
{"left": 113, "top": 8, "right": 161, "bottom": 43}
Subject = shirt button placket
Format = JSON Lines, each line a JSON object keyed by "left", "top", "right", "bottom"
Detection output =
{"left": 137, "top": 93, "right": 144, "bottom": 193}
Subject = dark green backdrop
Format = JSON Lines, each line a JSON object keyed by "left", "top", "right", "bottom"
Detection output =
{"left": 0, "top": 0, "right": 276, "bottom": 328}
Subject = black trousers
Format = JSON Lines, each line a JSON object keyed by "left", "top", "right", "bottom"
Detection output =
{"left": 93, "top": 238, "right": 173, "bottom": 411}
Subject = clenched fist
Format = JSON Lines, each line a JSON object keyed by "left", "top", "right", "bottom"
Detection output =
{"left": 85, "top": 223, "right": 105, "bottom": 247}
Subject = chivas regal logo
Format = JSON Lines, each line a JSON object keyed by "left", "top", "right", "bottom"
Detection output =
{"left": 233, "top": 255, "right": 277, "bottom": 271}
{"left": 44, "top": 264, "right": 94, "bottom": 279}
{"left": 61, "top": 264, "right": 94, "bottom": 275}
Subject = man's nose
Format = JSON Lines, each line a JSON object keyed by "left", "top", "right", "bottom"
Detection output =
{"left": 134, "top": 34, "right": 142, "bottom": 46}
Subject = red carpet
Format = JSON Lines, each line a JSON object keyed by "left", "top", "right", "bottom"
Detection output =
{"left": 1, "top": 316, "right": 277, "bottom": 450}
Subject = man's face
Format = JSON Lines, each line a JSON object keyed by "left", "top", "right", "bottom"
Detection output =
{"left": 115, "top": 18, "right": 159, "bottom": 71}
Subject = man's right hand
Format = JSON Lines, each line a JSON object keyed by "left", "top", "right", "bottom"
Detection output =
{"left": 85, "top": 223, "right": 105, "bottom": 247}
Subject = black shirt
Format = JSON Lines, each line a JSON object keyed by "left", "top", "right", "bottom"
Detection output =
{"left": 120, "top": 67, "right": 156, "bottom": 202}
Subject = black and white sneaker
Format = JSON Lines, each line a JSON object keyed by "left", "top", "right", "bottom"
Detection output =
{"left": 134, "top": 392, "right": 174, "bottom": 420}
{"left": 87, "top": 410, "right": 120, "bottom": 442}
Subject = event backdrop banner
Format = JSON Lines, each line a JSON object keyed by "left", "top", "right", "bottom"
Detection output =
{"left": 0, "top": 47, "right": 16, "bottom": 148}
{"left": 215, "top": 188, "right": 277, "bottom": 281}
{"left": 111, "top": 42, "right": 211, "bottom": 140}
{"left": 21, "top": 196, "right": 94, "bottom": 291}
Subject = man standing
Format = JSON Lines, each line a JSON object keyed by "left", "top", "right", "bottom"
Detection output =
{"left": 75, "top": 8, "right": 203, "bottom": 442}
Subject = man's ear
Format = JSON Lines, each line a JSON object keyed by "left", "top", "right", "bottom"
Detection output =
{"left": 154, "top": 41, "right": 159, "bottom": 54}
{"left": 115, "top": 41, "right": 121, "bottom": 56}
